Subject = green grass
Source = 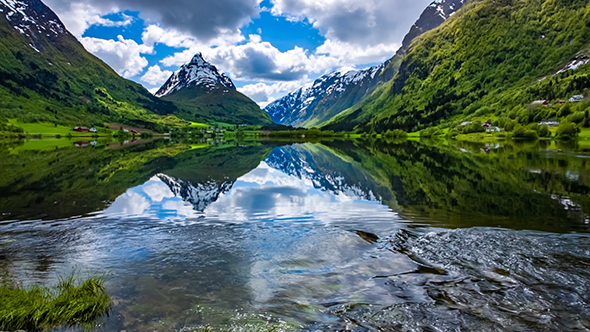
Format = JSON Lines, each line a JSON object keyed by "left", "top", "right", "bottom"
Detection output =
{"left": 8, "top": 138, "right": 78, "bottom": 154}
{"left": 8, "top": 119, "right": 108, "bottom": 137}
{"left": 0, "top": 276, "right": 112, "bottom": 331}
{"left": 579, "top": 128, "right": 590, "bottom": 139}
{"left": 189, "top": 121, "right": 208, "bottom": 128}
{"left": 322, "top": 0, "right": 590, "bottom": 133}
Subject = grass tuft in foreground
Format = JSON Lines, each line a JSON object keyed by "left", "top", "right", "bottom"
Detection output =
{"left": 0, "top": 275, "right": 112, "bottom": 331}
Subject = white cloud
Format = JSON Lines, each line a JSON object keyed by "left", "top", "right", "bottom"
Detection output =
{"left": 315, "top": 39, "right": 400, "bottom": 66}
{"left": 249, "top": 34, "right": 262, "bottom": 43}
{"left": 43, "top": 2, "right": 107, "bottom": 37}
{"left": 142, "top": 25, "right": 196, "bottom": 48}
{"left": 104, "top": 190, "right": 151, "bottom": 217}
{"left": 270, "top": 0, "right": 431, "bottom": 47}
{"left": 80, "top": 35, "right": 153, "bottom": 78}
{"left": 142, "top": 178, "right": 176, "bottom": 202}
{"left": 45, "top": 0, "right": 262, "bottom": 42}
{"left": 98, "top": 13, "right": 135, "bottom": 28}
{"left": 238, "top": 80, "right": 310, "bottom": 107}
{"left": 161, "top": 40, "right": 340, "bottom": 83}
{"left": 140, "top": 65, "right": 173, "bottom": 87}
{"left": 45, "top": 0, "right": 435, "bottom": 101}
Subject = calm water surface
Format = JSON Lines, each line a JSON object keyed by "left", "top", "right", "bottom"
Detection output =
{"left": 1, "top": 139, "right": 589, "bottom": 331}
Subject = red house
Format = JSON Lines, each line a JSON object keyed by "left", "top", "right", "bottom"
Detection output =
{"left": 72, "top": 126, "right": 89, "bottom": 132}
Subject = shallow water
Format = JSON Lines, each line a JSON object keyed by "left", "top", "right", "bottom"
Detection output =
{"left": 0, "top": 139, "right": 589, "bottom": 331}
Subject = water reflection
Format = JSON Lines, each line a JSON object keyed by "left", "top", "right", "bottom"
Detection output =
{"left": 0, "top": 139, "right": 589, "bottom": 331}
{"left": 101, "top": 176, "right": 201, "bottom": 221}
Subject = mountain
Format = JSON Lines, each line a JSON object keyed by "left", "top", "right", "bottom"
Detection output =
{"left": 264, "top": 0, "right": 464, "bottom": 129}
{"left": 264, "top": 144, "right": 388, "bottom": 202}
{"left": 157, "top": 173, "right": 234, "bottom": 212}
{"left": 323, "top": 0, "right": 590, "bottom": 133}
{"left": 0, "top": 0, "right": 182, "bottom": 132}
{"left": 156, "top": 53, "right": 235, "bottom": 97}
{"left": 154, "top": 143, "right": 277, "bottom": 212}
{"left": 156, "top": 53, "right": 273, "bottom": 125}
{"left": 264, "top": 66, "right": 386, "bottom": 128}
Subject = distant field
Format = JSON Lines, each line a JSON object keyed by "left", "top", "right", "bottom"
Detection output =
{"left": 188, "top": 122, "right": 208, "bottom": 128}
{"left": 8, "top": 119, "right": 106, "bottom": 137}
{"left": 579, "top": 128, "right": 590, "bottom": 139}
{"left": 105, "top": 123, "right": 158, "bottom": 134}
{"left": 9, "top": 138, "right": 82, "bottom": 154}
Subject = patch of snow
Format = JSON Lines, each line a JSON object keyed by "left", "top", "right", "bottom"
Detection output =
{"left": 556, "top": 58, "right": 589, "bottom": 75}
{"left": 0, "top": 0, "right": 67, "bottom": 42}
{"left": 155, "top": 53, "right": 235, "bottom": 97}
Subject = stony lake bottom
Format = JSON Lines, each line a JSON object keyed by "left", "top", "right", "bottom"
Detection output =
{"left": 1, "top": 138, "right": 589, "bottom": 332}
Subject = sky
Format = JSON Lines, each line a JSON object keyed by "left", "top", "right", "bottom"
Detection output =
{"left": 44, "top": 0, "right": 433, "bottom": 107}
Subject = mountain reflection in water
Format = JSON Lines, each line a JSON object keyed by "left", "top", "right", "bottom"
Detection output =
{"left": 0, "top": 139, "right": 589, "bottom": 332}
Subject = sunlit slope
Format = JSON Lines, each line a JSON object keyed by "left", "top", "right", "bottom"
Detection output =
{"left": 323, "top": 0, "right": 590, "bottom": 132}
{"left": 0, "top": 0, "right": 181, "bottom": 131}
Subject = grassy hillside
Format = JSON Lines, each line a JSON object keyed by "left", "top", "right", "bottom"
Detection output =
{"left": 162, "top": 86, "right": 273, "bottom": 126}
{"left": 323, "top": 0, "right": 590, "bottom": 134}
{"left": 0, "top": 0, "right": 187, "bottom": 133}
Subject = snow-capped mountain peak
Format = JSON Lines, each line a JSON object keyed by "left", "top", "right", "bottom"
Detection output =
{"left": 264, "top": 63, "right": 386, "bottom": 127}
{"left": 429, "top": 0, "right": 464, "bottom": 20}
{"left": 155, "top": 53, "right": 236, "bottom": 98}
{"left": 189, "top": 52, "right": 208, "bottom": 66}
{"left": 0, "top": 0, "right": 69, "bottom": 51}
{"left": 263, "top": 0, "right": 465, "bottom": 128}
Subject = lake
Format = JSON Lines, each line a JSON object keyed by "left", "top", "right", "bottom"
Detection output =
{"left": 1, "top": 138, "right": 589, "bottom": 331}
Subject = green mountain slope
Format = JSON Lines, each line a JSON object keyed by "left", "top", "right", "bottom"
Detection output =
{"left": 156, "top": 53, "right": 273, "bottom": 126}
{"left": 323, "top": 0, "right": 590, "bottom": 133}
{"left": 0, "top": 0, "right": 184, "bottom": 132}
{"left": 265, "top": 0, "right": 465, "bottom": 129}
{"left": 162, "top": 86, "right": 272, "bottom": 125}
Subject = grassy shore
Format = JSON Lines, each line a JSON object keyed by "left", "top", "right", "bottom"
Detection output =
{"left": 0, "top": 276, "right": 112, "bottom": 331}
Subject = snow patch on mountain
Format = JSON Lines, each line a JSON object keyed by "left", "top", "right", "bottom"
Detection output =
{"left": 556, "top": 57, "right": 590, "bottom": 75}
{"left": 264, "top": 63, "right": 385, "bottom": 125}
{"left": 157, "top": 173, "right": 234, "bottom": 212}
{"left": 0, "top": 0, "right": 68, "bottom": 50}
{"left": 430, "top": 0, "right": 464, "bottom": 19}
{"left": 264, "top": 0, "right": 465, "bottom": 127}
{"left": 155, "top": 53, "right": 236, "bottom": 98}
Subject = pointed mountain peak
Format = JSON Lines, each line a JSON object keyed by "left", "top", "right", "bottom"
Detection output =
{"left": 155, "top": 52, "right": 236, "bottom": 98}
{"left": 189, "top": 52, "right": 208, "bottom": 66}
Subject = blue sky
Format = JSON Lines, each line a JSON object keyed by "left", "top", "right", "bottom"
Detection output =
{"left": 44, "top": 0, "right": 432, "bottom": 106}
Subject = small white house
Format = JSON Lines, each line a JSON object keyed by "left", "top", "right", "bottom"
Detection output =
{"left": 569, "top": 95, "right": 584, "bottom": 103}
{"left": 89, "top": 127, "right": 97, "bottom": 133}
{"left": 460, "top": 121, "right": 472, "bottom": 127}
{"left": 539, "top": 119, "right": 559, "bottom": 127}
{"left": 123, "top": 128, "right": 129, "bottom": 133}
{"left": 486, "top": 126, "right": 501, "bottom": 132}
